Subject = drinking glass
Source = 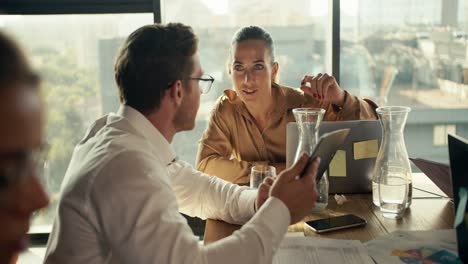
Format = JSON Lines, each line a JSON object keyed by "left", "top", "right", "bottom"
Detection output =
{"left": 250, "top": 165, "right": 276, "bottom": 188}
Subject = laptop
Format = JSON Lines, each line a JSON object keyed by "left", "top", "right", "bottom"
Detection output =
{"left": 409, "top": 158, "right": 452, "bottom": 198}
{"left": 448, "top": 134, "right": 468, "bottom": 262}
{"left": 286, "top": 120, "right": 382, "bottom": 194}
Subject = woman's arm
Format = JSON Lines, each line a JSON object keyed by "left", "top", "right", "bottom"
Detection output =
{"left": 196, "top": 108, "right": 267, "bottom": 184}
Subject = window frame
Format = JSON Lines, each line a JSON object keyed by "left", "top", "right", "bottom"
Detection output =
{"left": 2, "top": 0, "right": 466, "bottom": 242}
{"left": 0, "top": 0, "right": 336, "bottom": 243}
{"left": 0, "top": 0, "right": 161, "bottom": 244}
{"left": 0, "top": 0, "right": 340, "bottom": 79}
{"left": 0, "top": 0, "right": 161, "bottom": 22}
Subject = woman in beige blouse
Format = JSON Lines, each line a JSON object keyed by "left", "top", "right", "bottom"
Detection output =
{"left": 196, "top": 25, "right": 377, "bottom": 185}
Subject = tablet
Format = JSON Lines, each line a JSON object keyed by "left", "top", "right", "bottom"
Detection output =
{"left": 300, "top": 128, "right": 351, "bottom": 181}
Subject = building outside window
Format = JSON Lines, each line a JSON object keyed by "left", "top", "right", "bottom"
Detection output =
{"left": 339, "top": 0, "right": 468, "bottom": 162}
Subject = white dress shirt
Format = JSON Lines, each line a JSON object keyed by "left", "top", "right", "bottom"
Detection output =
{"left": 44, "top": 105, "right": 291, "bottom": 264}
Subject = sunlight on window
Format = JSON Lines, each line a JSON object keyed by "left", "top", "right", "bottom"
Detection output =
{"left": 309, "top": 0, "right": 329, "bottom": 17}
{"left": 341, "top": 0, "right": 359, "bottom": 16}
{"left": 434, "top": 124, "right": 457, "bottom": 146}
{"left": 201, "top": 0, "right": 228, "bottom": 15}
{"left": 340, "top": 0, "right": 468, "bottom": 163}
{"left": 164, "top": 0, "right": 332, "bottom": 165}
{"left": 0, "top": 13, "right": 152, "bottom": 230}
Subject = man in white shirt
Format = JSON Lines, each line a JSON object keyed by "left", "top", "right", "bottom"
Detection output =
{"left": 44, "top": 23, "right": 320, "bottom": 264}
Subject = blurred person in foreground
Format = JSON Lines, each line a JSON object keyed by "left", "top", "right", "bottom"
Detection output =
{"left": 196, "top": 25, "right": 378, "bottom": 184}
{"left": 44, "top": 23, "right": 320, "bottom": 264}
{"left": 0, "top": 31, "right": 49, "bottom": 264}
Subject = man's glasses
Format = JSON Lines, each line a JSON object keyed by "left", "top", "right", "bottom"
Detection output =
{"left": 168, "top": 75, "right": 215, "bottom": 94}
{"left": 188, "top": 74, "right": 214, "bottom": 94}
{"left": 0, "top": 143, "right": 49, "bottom": 189}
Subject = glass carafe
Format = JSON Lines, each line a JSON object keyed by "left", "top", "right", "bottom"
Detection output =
{"left": 293, "top": 108, "right": 327, "bottom": 211}
{"left": 372, "top": 106, "right": 413, "bottom": 214}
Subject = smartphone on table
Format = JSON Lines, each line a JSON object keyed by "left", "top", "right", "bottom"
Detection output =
{"left": 305, "top": 214, "right": 367, "bottom": 233}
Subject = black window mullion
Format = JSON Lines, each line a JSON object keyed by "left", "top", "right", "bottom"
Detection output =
{"left": 331, "top": 0, "right": 340, "bottom": 84}
{"left": 152, "top": 0, "right": 161, "bottom": 23}
{"left": 0, "top": 1, "right": 153, "bottom": 14}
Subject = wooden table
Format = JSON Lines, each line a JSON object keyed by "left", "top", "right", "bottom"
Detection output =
{"left": 204, "top": 173, "right": 454, "bottom": 244}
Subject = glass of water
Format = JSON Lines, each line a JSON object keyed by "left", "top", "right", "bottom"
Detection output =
{"left": 250, "top": 165, "right": 276, "bottom": 188}
{"left": 378, "top": 166, "right": 409, "bottom": 219}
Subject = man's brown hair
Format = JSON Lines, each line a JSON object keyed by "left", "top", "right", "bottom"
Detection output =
{"left": 114, "top": 23, "right": 198, "bottom": 114}
{"left": 0, "top": 31, "right": 39, "bottom": 88}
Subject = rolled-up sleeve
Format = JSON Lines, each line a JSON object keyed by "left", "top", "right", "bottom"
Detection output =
{"left": 100, "top": 153, "right": 290, "bottom": 264}
{"left": 170, "top": 160, "right": 257, "bottom": 223}
{"left": 304, "top": 91, "right": 378, "bottom": 121}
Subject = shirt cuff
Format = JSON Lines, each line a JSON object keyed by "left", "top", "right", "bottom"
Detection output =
{"left": 238, "top": 189, "right": 257, "bottom": 218}
{"left": 334, "top": 90, "right": 359, "bottom": 119}
{"left": 262, "top": 197, "right": 291, "bottom": 227}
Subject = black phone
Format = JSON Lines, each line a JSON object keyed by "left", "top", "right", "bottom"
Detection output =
{"left": 305, "top": 214, "right": 367, "bottom": 233}
{"left": 300, "top": 128, "right": 350, "bottom": 180}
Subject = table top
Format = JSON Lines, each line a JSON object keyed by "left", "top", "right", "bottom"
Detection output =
{"left": 204, "top": 173, "right": 454, "bottom": 244}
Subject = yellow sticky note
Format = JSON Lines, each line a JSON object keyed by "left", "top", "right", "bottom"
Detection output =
{"left": 353, "top": 139, "right": 379, "bottom": 160}
{"left": 329, "top": 150, "right": 346, "bottom": 177}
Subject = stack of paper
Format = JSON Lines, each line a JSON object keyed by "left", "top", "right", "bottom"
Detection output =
{"left": 273, "top": 235, "right": 374, "bottom": 264}
{"left": 365, "top": 230, "right": 460, "bottom": 264}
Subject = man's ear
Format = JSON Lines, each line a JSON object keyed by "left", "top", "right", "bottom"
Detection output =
{"left": 167, "top": 80, "right": 184, "bottom": 107}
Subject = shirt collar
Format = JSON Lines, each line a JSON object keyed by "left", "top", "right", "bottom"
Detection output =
{"left": 116, "top": 105, "right": 177, "bottom": 166}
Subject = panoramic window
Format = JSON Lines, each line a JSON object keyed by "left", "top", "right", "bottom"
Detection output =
{"left": 1, "top": 0, "right": 466, "bottom": 235}
{"left": 339, "top": 0, "right": 468, "bottom": 163}
{"left": 163, "top": 0, "right": 332, "bottom": 165}
{"left": 0, "top": 13, "right": 153, "bottom": 231}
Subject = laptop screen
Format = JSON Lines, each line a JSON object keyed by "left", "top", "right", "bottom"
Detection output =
{"left": 409, "top": 158, "right": 452, "bottom": 198}
{"left": 286, "top": 120, "right": 382, "bottom": 194}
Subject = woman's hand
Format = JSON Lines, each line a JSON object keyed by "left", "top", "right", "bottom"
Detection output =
{"left": 300, "top": 73, "right": 345, "bottom": 106}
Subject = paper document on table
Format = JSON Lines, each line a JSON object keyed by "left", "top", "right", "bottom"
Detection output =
{"left": 284, "top": 232, "right": 304, "bottom": 238}
{"left": 365, "top": 230, "right": 460, "bottom": 264}
{"left": 273, "top": 236, "right": 374, "bottom": 264}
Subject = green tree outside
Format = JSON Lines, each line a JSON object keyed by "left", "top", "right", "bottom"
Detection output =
{"left": 32, "top": 47, "right": 100, "bottom": 226}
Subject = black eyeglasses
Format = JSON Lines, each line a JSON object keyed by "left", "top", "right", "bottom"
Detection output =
{"left": 168, "top": 75, "right": 214, "bottom": 94}
{"left": 188, "top": 74, "right": 214, "bottom": 94}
